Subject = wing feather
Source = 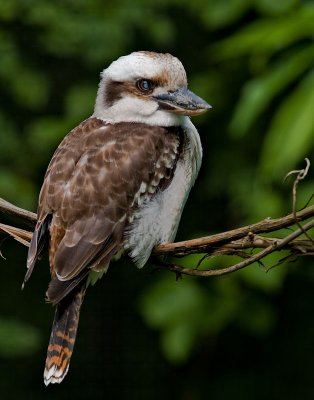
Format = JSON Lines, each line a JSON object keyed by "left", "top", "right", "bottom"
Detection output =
{"left": 27, "top": 117, "right": 182, "bottom": 300}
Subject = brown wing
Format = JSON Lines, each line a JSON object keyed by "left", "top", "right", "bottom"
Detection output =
{"left": 25, "top": 118, "right": 182, "bottom": 303}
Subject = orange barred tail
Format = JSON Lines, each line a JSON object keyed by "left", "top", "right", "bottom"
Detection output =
{"left": 44, "top": 284, "right": 86, "bottom": 386}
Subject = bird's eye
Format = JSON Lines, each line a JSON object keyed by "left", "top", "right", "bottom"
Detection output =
{"left": 136, "top": 79, "right": 155, "bottom": 94}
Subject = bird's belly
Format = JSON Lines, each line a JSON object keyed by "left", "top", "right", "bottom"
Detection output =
{"left": 123, "top": 160, "right": 194, "bottom": 268}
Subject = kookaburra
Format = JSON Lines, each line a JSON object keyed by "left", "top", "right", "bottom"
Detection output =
{"left": 24, "top": 51, "right": 211, "bottom": 385}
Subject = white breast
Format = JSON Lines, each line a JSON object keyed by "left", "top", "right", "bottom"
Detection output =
{"left": 123, "top": 118, "right": 202, "bottom": 268}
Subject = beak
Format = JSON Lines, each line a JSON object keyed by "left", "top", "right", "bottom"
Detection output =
{"left": 153, "top": 87, "right": 211, "bottom": 116}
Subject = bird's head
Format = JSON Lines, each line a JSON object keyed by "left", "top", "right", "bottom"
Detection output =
{"left": 93, "top": 51, "right": 211, "bottom": 126}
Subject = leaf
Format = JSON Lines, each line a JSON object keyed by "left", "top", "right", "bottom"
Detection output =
{"left": 0, "top": 33, "right": 49, "bottom": 109}
{"left": 259, "top": 69, "right": 314, "bottom": 179}
{"left": 200, "top": 0, "right": 250, "bottom": 29}
{"left": 10, "top": 68, "right": 50, "bottom": 110}
{"left": 139, "top": 276, "right": 208, "bottom": 328}
{"left": 211, "top": 5, "right": 314, "bottom": 59}
{"left": 0, "top": 170, "right": 36, "bottom": 209}
{"left": 0, "top": 0, "right": 19, "bottom": 20}
{"left": 26, "top": 117, "right": 74, "bottom": 169}
{"left": 238, "top": 259, "right": 285, "bottom": 292}
{"left": 138, "top": 276, "right": 210, "bottom": 362}
{"left": 161, "top": 320, "right": 198, "bottom": 363}
{"left": 254, "top": 0, "right": 299, "bottom": 15}
{"left": 65, "top": 85, "right": 95, "bottom": 119}
{"left": 230, "top": 45, "right": 314, "bottom": 136}
{"left": 139, "top": 274, "right": 247, "bottom": 363}
{"left": 0, "top": 112, "right": 20, "bottom": 160}
{"left": 0, "top": 318, "right": 41, "bottom": 358}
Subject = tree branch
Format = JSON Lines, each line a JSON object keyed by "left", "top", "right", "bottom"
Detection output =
{"left": 0, "top": 197, "right": 36, "bottom": 226}
{"left": 153, "top": 205, "right": 314, "bottom": 257}
{"left": 152, "top": 219, "right": 314, "bottom": 277}
{"left": 0, "top": 160, "right": 313, "bottom": 278}
{"left": 1, "top": 197, "right": 313, "bottom": 276}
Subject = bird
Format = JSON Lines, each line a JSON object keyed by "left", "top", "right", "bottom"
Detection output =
{"left": 23, "top": 51, "right": 211, "bottom": 385}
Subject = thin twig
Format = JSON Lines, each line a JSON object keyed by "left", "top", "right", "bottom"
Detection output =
{"left": 0, "top": 223, "right": 32, "bottom": 246}
{"left": 285, "top": 158, "right": 314, "bottom": 245}
{"left": 153, "top": 219, "right": 314, "bottom": 277}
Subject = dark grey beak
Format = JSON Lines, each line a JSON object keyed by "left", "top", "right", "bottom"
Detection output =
{"left": 154, "top": 87, "right": 211, "bottom": 116}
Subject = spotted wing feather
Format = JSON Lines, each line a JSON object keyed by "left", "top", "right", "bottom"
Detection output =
{"left": 26, "top": 118, "right": 182, "bottom": 303}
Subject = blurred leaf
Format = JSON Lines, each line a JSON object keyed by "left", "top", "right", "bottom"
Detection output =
{"left": 0, "top": 0, "right": 19, "bottom": 20}
{"left": 65, "top": 84, "right": 95, "bottom": 119}
{"left": 239, "top": 259, "right": 285, "bottom": 292}
{"left": 189, "top": 72, "right": 222, "bottom": 108}
{"left": 0, "top": 34, "right": 49, "bottom": 109}
{"left": 139, "top": 276, "right": 208, "bottom": 328}
{"left": 139, "top": 273, "right": 252, "bottom": 362}
{"left": 27, "top": 117, "right": 74, "bottom": 168}
{"left": 229, "top": 173, "right": 284, "bottom": 221}
{"left": 145, "top": 17, "right": 174, "bottom": 45}
{"left": 0, "top": 169, "right": 36, "bottom": 209}
{"left": 24, "top": 3, "right": 125, "bottom": 63}
{"left": 201, "top": 277, "right": 244, "bottom": 331}
{"left": 0, "top": 112, "right": 20, "bottom": 161}
{"left": 254, "top": 0, "right": 299, "bottom": 16}
{"left": 230, "top": 45, "right": 314, "bottom": 137}
{"left": 10, "top": 68, "right": 50, "bottom": 110}
{"left": 200, "top": 0, "right": 250, "bottom": 28}
{"left": 260, "top": 69, "right": 314, "bottom": 179}
{"left": 288, "top": 181, "right": 314, "bottom": 211}
{"left": 161, "top": 320, "right": 198, "bottom": 363}
{"left": 0, "top": 318, "right": 41, "bottom": 358}
{"left": 139, "top": 276, "right": 210, "bottom": 362}
{"left": 0, "top": 32, "right": 19, "bottom": 78}
{"left": 211, "top": 5, "right": 314, "bottom": 59}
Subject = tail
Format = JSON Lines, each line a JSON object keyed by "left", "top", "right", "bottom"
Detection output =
{"left": 44, "top": 283, "right": 86, "bottom": 386}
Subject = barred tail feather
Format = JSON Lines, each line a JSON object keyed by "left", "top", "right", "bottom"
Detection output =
{"left": 44, "top": 283, "right": 86, "bottom": 386}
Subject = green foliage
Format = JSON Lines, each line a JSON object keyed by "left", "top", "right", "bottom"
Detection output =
{"left": 139, "top": 262, "right": 282, "bottom": 362}
{"left": 230, "top": 45, "right": 314, "bottom": 137}
{"left": 139, "top": 276, "right": 210, "bottom": 363}
{"left": 260, "top": 70, "right": 314, "bottom": 178}
{"left": 198, "top": 0, "right": 250, "bottom": 28}
{"left": 212, "top": 5, "right": 314, "bottom": 58}
{"left": 0, "top": 318, "right": 41, "bottom": 357}
{"left": 210, "top": 3, "right": 314, "bottom": 186}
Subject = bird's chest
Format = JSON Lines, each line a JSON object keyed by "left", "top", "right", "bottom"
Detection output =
{"left": 123, "top": 123, "right": 202, "bottom": 268}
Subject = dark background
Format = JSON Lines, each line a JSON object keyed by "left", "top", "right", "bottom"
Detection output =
{"left": 0, "top": 1, "right": 314, "bottom": 399}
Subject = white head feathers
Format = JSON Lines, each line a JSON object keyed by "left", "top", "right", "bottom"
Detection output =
{"left": 93, "top": 51, "right": 188, "bottom": 126}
